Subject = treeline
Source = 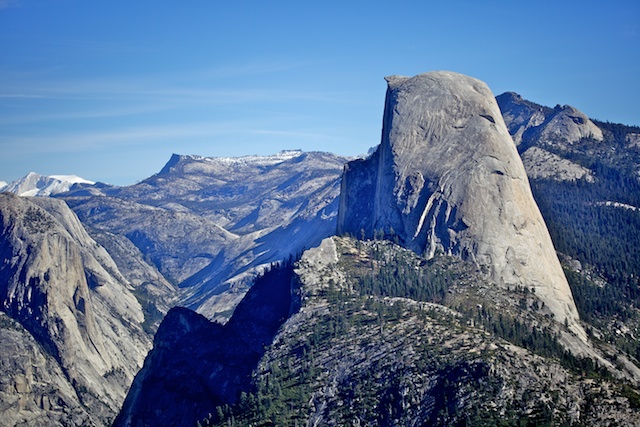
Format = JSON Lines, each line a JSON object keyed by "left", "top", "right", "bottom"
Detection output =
{"left": 355, "top": 247, "right": 453, "bottom": 303}
{"left": 592, "top": 119, "right": 640, "bottom": 147}
{"left": 563, "top": 268, "right": 632, "bottom": 323}
{"left": 564, "top": 267, "right": 640, "bottom": 362}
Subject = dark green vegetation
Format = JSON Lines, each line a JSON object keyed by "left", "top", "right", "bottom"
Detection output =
{"left": 526, "top": 122, "right": 640, "bottom": 370}
{"left": 200, "top": 238, "right": 638, "bottom": 427}
{"left": 131, "top": 286, "right": 165, "bottom": 335}
{"left": 532, "top": 178, "right": 640, "bottom": 288}
{"left": 528, "top": 121, "right": 640, "bottom": 285}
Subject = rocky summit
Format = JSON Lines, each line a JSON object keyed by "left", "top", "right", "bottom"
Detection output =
{"left": 337, "top": 71, "right": 584, "bottom": 339}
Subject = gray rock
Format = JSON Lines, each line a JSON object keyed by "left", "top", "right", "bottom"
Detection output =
{"left": 0, "top": 312, "right": 91, "bottom": 427}
{"left": 0, "top": 193, "right": 152, "bottom": 425}
{"left": 535, "top": 104, "right": 603, "bottom": 146}
{"left": 521, "top": 146, "right": 595, "bottom": 182}
{"left": 496, "top": 91, "right": 603, "bottom": 149}
{"left": 337, "top": 71, "right": 585, "bottom": 339}
{"left": 496, "top": 92, "right": 549, "bottom": 146}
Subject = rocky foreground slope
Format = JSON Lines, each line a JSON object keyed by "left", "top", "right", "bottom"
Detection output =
{"left": 118, "top": 237, "right": 640, "bottom": 426}
{"left": 337, "top": 71, "right": 584, "bottom": 339}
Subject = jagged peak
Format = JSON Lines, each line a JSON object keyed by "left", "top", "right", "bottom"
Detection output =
{"left": 496, "top": 91, "right": 553, "bottom": 114}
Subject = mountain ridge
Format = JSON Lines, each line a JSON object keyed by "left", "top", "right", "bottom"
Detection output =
{"left": 60, "top": 149, "right": 348, "bottom": 321}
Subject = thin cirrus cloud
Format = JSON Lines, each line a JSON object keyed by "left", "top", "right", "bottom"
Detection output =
{"left": 0, "top": 0, "right": 20, "bottom": 9}
{"left": 0, "top": 73, "right": 349, "bottom": 128}
{"left": 1, "top": 78, "right": 330, "bottom": 102}
{"left": 0, "top": 61, "right": 368, "bottom": 182}
{"left": 0, "top": 121, "right": 340, "bottom": 156}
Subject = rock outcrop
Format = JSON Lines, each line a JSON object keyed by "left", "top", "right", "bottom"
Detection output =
{"left": 520, "top": 146, "right": 595, "bottom": 182}
{"left": 0, "top": 193, "right": 151, "bottom": 425}
{"left": 337, "top": 71, "right": 584, "bottom": 339}
{"left": 535, "top": 104, "right": 604, "bottom": 145}
{"left": 496, "top": 91, "right": 603, "bottom": 149}
{"left": 496, "top": 92, "right": 549, "bottom": 146}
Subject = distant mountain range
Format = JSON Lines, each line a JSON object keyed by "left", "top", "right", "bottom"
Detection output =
{"left": 1, "top": 72, "right": 640, "bottom": 426}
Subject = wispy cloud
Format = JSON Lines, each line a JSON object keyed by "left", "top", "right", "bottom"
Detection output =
{"left": 0, "top": 73, "right": 342, "bottom": 104}
{"left": 193, "top": 59, "right": 318, "bottom": 79}
{"left": 0, "top": 120, "right": 340, "bottom": 156}
{"left": 0, "top": 70, "right": 352, "bottom": 129}
{"left": 0, "top": 0, "right": 21, "bottom": 10}
{"left": 0, "top": 101, "right": 193, "bottom": 126}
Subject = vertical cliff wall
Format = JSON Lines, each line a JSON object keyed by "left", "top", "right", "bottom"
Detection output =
{"left": 337, "top": 71, "right": 584, "bottom": 339}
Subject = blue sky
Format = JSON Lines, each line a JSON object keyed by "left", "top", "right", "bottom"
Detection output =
{"left": 1, "top": 1, "right": 638, "bottom": 185}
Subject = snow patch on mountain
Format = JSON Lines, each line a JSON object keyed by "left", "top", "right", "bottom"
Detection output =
{"left": 181, "top": 149, "right": 306, "bottom": 167}
{"left": 4, "top": 172, "right": 94, "bottom": 197}
{"left": 595, "top": 201, "right": 639, "bottom": 212}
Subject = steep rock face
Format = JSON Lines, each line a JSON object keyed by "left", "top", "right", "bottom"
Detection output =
{"left": 0, "top": 193, "right": 151, "bottom": 425}
{"left": 338, "top": 71, "right": 584, "bottom": 338}
{"left": 0, "top": 312, "right": 91, "bottom": 426}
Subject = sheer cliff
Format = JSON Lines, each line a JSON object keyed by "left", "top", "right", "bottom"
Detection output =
{"left": 337, "top": 71, "right": 584, "bottom": 338}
